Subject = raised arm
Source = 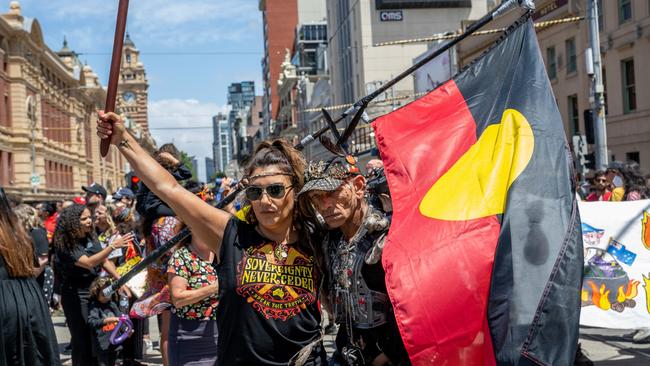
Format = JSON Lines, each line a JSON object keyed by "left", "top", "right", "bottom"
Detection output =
{"left": 97, "top": 112, "right": 231, "bottom": 256}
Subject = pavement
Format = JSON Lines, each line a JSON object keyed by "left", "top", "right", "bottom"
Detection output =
{"left": 579, "top": 327, "right": 650, "bottom": 365}
{"left": 53, "top": 315, "right": 336, "bottom": 365}
{"left": 52, "top": 316, "right": 650, "bottom": 365}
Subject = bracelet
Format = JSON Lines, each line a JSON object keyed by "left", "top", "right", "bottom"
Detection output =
{"left": 108, "top": 243, "right": 116, "bottom": 250}
{"left": 118, "top": 139, "right": 130, "bottom": 149}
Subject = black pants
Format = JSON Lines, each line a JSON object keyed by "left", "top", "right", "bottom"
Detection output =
{"left": 62, "top": 287, "right": 97, "bottom": 366}
{"left": 97, "top": 351, "right": 117, "bottom": 366}
{"left": 122, "top": 317, "right": 144, "bottom": 360}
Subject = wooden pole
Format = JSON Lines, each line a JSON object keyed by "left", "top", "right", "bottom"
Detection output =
{"left": 101, "top": 0, "right": 130, "bottom": 157}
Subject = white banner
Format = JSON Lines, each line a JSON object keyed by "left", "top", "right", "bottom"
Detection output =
{"left": 579, "top": 200, "right": 650, "bottom": 329}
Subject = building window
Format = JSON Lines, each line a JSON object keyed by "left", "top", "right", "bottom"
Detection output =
{"left": 126, "top": 53, "right": 131, "bottom": 64}
{"left": 619, "top": 0, "right": 632, "bottom": 24}
{"left": 568, "top": 95, "right": 579, "bottom": 135}
{"left": 546, "top": 46, "right": 556, "bottom": 79}
{"left": 621, "top": 58, "right": 636, "bottom": 113}
{"left": 0, "top": 150, "right": 13, "bottom": 186}
{"left": 626, "top": 151, "right": 639, "bottom": 164}
{"left": 3, "top": 95, "right": 9, "bottom": 127}
{"left": 84, "top": 118, "right": 93, "bottom": 161}
{"left": 565, "top": 38, "right": 577, "bottom": 74}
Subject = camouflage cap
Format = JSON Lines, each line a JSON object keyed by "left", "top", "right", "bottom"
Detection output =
{"left": 298, "top": 158, "right": 359, "bottom": 196}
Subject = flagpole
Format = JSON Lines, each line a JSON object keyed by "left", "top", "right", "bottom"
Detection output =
{"left": 358, "top": 0, "right": 533, "bottom": 108}
{"left": 314, "top": 0, "right": 534, "bottom": 151}
{"left": 103, "top": 0, "right": 535, "bottom": 297}
{"left": 101, "top": 0, "right": 130, "bottom": 158}
{"left": 586, "top": 0, "right": 608, "bottom": 169}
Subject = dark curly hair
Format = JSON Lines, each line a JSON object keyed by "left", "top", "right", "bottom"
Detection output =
{"left": 53, "top": 204, "right": 98, "bottom": 252}
{"left": 89, "top": 276, "right": 117, "bottom": 302}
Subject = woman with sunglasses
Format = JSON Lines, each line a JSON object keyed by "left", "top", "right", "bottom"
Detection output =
{"left": 98, "top": 112, "right": 326, "bottom": 365}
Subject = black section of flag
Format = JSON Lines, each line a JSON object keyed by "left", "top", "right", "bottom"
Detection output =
{"left": 453, "top": 17, "right": 583, "bottom": 365}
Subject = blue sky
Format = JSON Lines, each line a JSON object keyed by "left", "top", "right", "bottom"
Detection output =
{"left": 19, "top": 0, "right": 264, "bottom": 181}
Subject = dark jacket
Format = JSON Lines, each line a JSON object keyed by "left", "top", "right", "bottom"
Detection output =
{"left": 136, "top": 163, "right": 192, "bottom": 234}
{"left": 87, "top": 299, "right": 122, "bottom": 354}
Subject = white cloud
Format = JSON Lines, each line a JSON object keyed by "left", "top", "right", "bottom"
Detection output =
{"left": 27, "top": 0, "right": 261, "bottom": 48}
{"left": 148, "top": 99, "right": 228, "bottom": 181}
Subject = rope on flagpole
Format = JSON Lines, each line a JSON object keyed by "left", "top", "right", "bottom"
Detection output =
{"left": 373, "top": 16, "right": 584, "bottom": 47}
{"left": 303, "top": 91, "right": 429, "bottom": 113}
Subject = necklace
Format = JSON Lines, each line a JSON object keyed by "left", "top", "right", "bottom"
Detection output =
{"left": 255, "top": 226, "right": 292, "bottom": 261}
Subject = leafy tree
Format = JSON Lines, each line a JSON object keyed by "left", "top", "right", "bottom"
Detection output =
{"left": 178, "top": 150, "right": 197, "bottom": 179}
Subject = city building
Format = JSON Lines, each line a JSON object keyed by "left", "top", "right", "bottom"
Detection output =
{"left": 457, "top": 0, "right": 650, "bottom": 172}
{"left": 269, "top": 0, "right": 329, "bottom": 152}
{"left": 277, "top": 20, "right": 329, "bottom": 143}
{"left": 227, "top": 81, "right": 256, "bottom": 163}
{"left": 259, "top": 0, "right": 299, "bottom": 138}
{"left": 0, "top": 1, "right": 127, "bottom": 200}
{"left": 212, "top": 113, "right": 231, "bottom": 174}
{"left": 191, "top": 157, "right": 198, "bottom": 179}
{"left": 205, "top": 157, "right": 215, "bottom": 182}
{"left": 246, "top": 95, "right": 264, "bottom": 153}
{"left": 324, "top": 0, "right": 489, "bottom": 162}
{"left": 594, "top": 0, "right": 650, "bottom": 169}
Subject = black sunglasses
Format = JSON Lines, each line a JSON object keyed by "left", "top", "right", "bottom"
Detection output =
{"left": 245, "top": 184, "right": 293, "bottom": 201}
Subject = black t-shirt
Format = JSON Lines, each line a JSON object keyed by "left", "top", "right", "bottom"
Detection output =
{"left": 216, "top": 218, "right": 322, "bottom": 365}
{"left": 54, "top": 237, "right": 102, "bottom": 290}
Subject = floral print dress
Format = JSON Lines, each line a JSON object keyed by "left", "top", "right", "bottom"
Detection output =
{"left": 167, "top": 246, "right": 219, "bottom": 320}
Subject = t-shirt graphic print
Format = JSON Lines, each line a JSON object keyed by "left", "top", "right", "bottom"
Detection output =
{"left": 236, "top": 241, "right": 317, "bottom": 320}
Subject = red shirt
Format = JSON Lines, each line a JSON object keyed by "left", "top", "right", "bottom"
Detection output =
{"left": 586, "top": 191, "right": 612, "bottom": 202}
{"left": 44, "top": 213, "right": 58, "bottom": 243}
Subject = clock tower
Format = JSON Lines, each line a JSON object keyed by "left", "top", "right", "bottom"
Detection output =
{"left": 118, "top": 33, "right": 149, "bottom": 134}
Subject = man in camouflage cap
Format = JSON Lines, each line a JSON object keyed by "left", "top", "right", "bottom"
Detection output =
{"left": 298, "top": 158, "right": 409, "bottom": 365}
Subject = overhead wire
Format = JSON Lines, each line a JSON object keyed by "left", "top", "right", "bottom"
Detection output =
{"left": 302, "top": 16, "right": 585, "bottom": 114}
{"left": 373, "top": 16, "right": 584, "bottom": 47}
{"left": 77, "top": 51, "right": 262, "bottom": 56}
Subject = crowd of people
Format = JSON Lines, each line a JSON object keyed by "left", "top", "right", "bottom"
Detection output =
{"left": 3, "top": 108, "right": 648, "bottom": 366}
{"left": 577, "top": 160, "right": 650, "bottom": 202}
{"left": 0, "top": 142, "right": 243, "bottom": 365}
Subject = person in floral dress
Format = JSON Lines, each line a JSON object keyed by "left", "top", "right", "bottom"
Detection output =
{"left": 167, "top": 239, "right": 219, "bottom": 366}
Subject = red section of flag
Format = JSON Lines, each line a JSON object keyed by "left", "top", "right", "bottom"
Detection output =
{"left": 373, "top": 80, "right": 499, "bottom": 365}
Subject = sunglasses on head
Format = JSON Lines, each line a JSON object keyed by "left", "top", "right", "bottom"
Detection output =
{"left": 245, "top": 184, "right": 293, "bottom": 201}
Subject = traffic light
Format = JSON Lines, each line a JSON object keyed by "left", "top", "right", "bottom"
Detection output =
{"left": 125, "top": 171, "right": 140, "bottom": 192}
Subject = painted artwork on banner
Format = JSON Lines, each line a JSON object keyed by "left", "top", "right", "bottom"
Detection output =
{"left": 579, "top": 200, "right": 650, "bottom": 328}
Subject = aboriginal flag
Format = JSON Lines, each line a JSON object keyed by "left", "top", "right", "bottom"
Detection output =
{"left": 373, "top": 17, "right": 583, "bottom": 365}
